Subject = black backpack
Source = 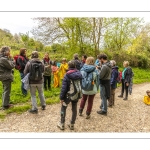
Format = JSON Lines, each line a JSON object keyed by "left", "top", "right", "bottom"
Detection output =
{"left": 29, "top": 61, "right": 43, "bottom": 81}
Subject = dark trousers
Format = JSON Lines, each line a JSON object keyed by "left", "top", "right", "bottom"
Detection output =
{"left": 2, "top": 79, "right": 12, "bottom": 107}
{"left": 44, "top": 75, "right": 51, "bottom": 90}
{"left": 121, "top": 79, "right": 129, "bottom": 98}
{"left": 60, "top": 101, "right": 78, "bottom": 124}
{"left": 108, "top": 88, "right": 115, "bottom": 106}
{"left": 79, "top": 94, "right": 95, "bottom": 115}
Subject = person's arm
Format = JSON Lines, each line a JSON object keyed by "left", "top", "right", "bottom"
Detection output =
{"left": 60, "top": 76, "right": 69, "bottom": 101}
{"left": 24, "top": 62, "right": 30, "bottom": 75}
{"left": 3, "top": 58, "right": 15, "bottom": 70}
{"left": 99, "top": 65, "right": 107, "bottom": 79}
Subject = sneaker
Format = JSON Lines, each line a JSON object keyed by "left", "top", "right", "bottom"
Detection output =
{"left": 42, "top": 105, "right": 46, "bottom": 110}
{"left": 2, "top": 104, "right": 14, "bottom": 110}
{"left": 28, "top": 109, "right": 38, "bottom": 114}
{"left": 123, "top": 97, "right": 128, "bottom": 100}
{"left": 57, "top": 122, "right": 64, "bottom": 130}
{"left": 85, "top": 115, "right": 90, "bottom": 119}
{"left": 68, "top": 124, "right": 74, "bottom": 130}
{"left": 97, "top": 110, "right": 107, "bottom": 115}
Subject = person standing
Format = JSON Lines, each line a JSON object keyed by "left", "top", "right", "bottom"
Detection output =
{"left": 118, "top": 61, "right": 133, "bottom": 100}
{"left": 17, "top": 48, "right": 29, "bottom": 96}
{"left": 24, "top": 51, "right": 46, "bottom": 114}
{"left": 59, "top": 58, "right": 68, "bottom": 80}
{"left": 80, "top": 54, "right": 87, "bottom": 69}
{"left": 73, "top": 53, "right": 81, "bottom": 70}
{"left": 97, "top": 54, "right": 111, "bottom": 115}
{"left": 43, "top": 52, "right": 52, "bottom": 91}
{"left": 79, "top": 57, "right": 99, "bottom": 119}
{"left": 0, "top": 46, "right": 15, "bottom": 109}
{"left": 51, "top": 61, "right": 60, "bottom": 88}
{"left": 108, "top": 60, "right": 119, "bottom": 107}
{"left": 57, "top": 60, "right": 82, "bottom": 130}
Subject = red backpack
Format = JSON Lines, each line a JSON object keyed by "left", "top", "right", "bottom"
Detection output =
{"left": 14, "top": 55, "right": 24, "bottom": 70}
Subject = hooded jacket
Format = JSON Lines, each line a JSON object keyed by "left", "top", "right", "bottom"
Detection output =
{"left": 100, "top": 61, "right": 112, "bottom": 80}
{"left": 111, "top": 66, "right": 119, "bottom": 89}
{"left": 0, "top": 55, "right": 15, "bottom": 81}
{"left": 60, "top": 68, "right": 82, "bottom": 101}
{"left": 80, "top": 64, "right": 99, "bottom": 95}
{"left": 99, "top": 61, "right": 111, "bottom": 99}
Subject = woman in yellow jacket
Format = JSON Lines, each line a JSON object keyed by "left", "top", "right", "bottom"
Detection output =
{"left": 51, "top": 61, "right": 60, "bottom": 88}
{"left": 59, "top": 58, "right": 68, "bottom": 80}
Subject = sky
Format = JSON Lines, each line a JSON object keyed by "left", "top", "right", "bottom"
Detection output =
{"left": 0, "top": 12, "right": 150, "bottom": 37}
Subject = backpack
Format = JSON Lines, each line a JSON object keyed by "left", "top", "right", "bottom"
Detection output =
{"left": 117, "top": 71, "right": 122, "bottom": 83}
{"left": 14, "top": 55, "right": 24, "bottom": 70}
{"left": 81, "top": 71, "right": 95, "bottom": 91}
{"left": 29, "top": 61, "right": 43, "bottom": 81}
{"left": 67, "top": 79, "right": 82, "bottom": 101}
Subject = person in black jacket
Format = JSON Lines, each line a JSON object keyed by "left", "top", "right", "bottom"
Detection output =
{"left": 57, "top": 60, "right": 82, "bottom": 130}
{"left": 73, "top": 53, "right": 81, "bottom": 70}
{"left": 17, "top": 48, "right": 29, "bottom": 96}
{"left": 118, "top": 61, "right": 133, "bottom": 100}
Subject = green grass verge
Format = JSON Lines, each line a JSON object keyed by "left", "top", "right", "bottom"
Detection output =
{"left": 0, "top": 67, "right": 150, "bottom": 120}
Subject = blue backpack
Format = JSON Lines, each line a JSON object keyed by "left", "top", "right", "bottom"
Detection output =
{"left": 81, "top": 71, "right": 95, "bottom": 91}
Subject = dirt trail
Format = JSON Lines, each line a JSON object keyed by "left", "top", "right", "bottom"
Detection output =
{"left": 0, "top": 83, "right": 150, "bottom": 132}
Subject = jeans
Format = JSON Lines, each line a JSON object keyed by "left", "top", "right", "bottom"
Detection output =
{"left": 79, "top": 94, "right": 95, "bottom": 115}
{"left": 29, "top": 84, "right": 46, "bottom": 110}
{"left": 2, "top": 79, "right": 12, "bottom": 107}
{"left": 20, "top": 73, "right": 27, "bottom": 95}
{"left": 60, "top": 101, "right": 78, "bottom": 124}
{"left": 100, "top": 84, "right": 107, "bottom": 112}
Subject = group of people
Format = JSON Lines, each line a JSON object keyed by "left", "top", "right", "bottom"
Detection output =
{"left": 57, "top": 53, "right": 134, "bottom": 130}
{"left": 0, "top": 46, "right": 133, "bottom": 131}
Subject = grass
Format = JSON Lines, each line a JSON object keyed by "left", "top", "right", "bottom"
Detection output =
{"left": 0, "top": 66, "right": 150, "bottom": 119}
{"left": 0, "top": 69, "right": 60, "bottom": 119}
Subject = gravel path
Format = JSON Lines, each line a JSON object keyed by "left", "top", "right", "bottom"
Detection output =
{"left": 0, "top": 83, "right": 150, "bottom": 132}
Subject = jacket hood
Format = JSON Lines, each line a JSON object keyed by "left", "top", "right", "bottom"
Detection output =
{"left": 66, "top": 68, "right": 82, "bottom": 80}
{"left": 80, "top": 64, "right": 96, "bottom": 73}
{"left": 112, "top": 66, "right": 119, "bottom": 70}
{"left": 103, "top": 61, "right": 112, "bottom": 68}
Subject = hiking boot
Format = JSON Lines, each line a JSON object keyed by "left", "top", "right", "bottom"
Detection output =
{"left": 108, "top": 104, "right": 112, "bottom": 108}
{"left": 68, "top": 124, "right": 74, "bottom": 130}
{"left": 57, "top": 122, "right": 64, "bottom": 130}
{"left": 79, "top": 108, "right": 83, "bottom": 116}
{"left": 118, "top": 94, "right": 123, "bottom": 98}
{"left": 2, "top": 104, "right": 14, "bottom": 110}
{"left": 85, "top": 115, "right": 90, "bottom": 119}
{"left": 97, "top": 110, "right": 107, "bottom": 116}
{"left": 28, "top": 109, "right": 38, "bottom": 114}
{"left": 123, "top": 97, "right": 128, "bottom": 100}
{"left": 41, "top": 105, "right": 46, "bottom": 110}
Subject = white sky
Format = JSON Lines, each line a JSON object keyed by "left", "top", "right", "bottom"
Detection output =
{"left": 0, "top": 12, "right": 150, "bottom": 36}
